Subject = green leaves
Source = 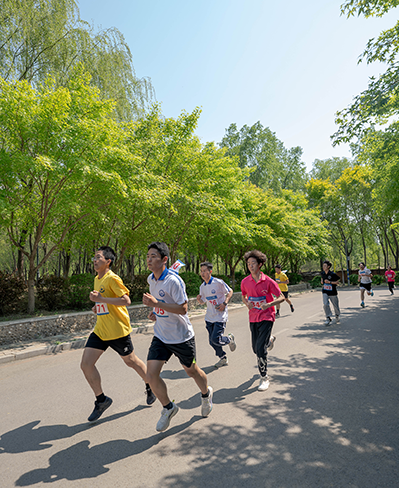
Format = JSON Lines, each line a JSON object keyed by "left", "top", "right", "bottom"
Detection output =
{"left": 0, "top": 0, "right": 153, "bottom": 120}
{"left": 335, "top": 1, "right": 399, "bottom": 144}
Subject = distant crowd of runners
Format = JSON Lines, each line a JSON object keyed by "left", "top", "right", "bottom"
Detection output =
{"left": 80, "top": 243, "right": 396, "bottom": 432}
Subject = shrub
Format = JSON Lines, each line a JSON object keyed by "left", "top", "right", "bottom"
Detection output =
{"left": 179, "top": 271, "right": 202, "bottom": 297}
{"left": 234, "top": 270, "right": 246, "bottom": 291}
{"left": 310, "top": 275, "right": 322, "bottom": 289}
{"left": 36, "top": 275, "right": 69, "bottom": 311}
{"left": 372, "top": 274, "right": 385, "bottom": 285}
{"left": 287, "top": 272, "right": 302, "bottom": 285}
{"left": 67, "top": 273, "right": 93, "bottom": 309}
{"left": 124, "top": 274, "right": 150, "bottom": 302}
{"left": 349, "top": 274, "right": 359, "bottom": 285}
{"left": 0, "top": 271, "right": 27, "bottom": 315}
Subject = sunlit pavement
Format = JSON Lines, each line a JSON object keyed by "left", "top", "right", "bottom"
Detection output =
{"left": 1, "top": 287, "right": 398, "bottom": 487}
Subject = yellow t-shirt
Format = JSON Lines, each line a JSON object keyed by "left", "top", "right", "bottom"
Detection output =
{"left": 275, "top": 272, "right": 289, "bottom": 292}
{"left": 93, "top": 270, "right": 132, "bottom": 341}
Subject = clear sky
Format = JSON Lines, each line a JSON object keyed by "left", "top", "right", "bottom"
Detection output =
{"left": 78, "top": 0, "right": 398, "bottom": 170}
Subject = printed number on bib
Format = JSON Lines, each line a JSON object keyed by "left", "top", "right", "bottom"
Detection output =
{"left": 154, "top": 300, "right": 169, "bottom": 318}
{"left": 96, "top": 303, "right": 109, "bottom": 315}
{"left": 154, "top": 307, "right": 166, "bottom": 316}
{"left": 248, "top": 296, "right": 266, "bottom": 309}
{"left": 323, "top": 284, "right": 332, "bottom": 291}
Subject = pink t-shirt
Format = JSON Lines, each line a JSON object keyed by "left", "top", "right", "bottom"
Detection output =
{"left": 385, "top": 270, "right": 396, "bottom": 282}
{"left": 241, "top": 272, "right": 282, "bottom": 322}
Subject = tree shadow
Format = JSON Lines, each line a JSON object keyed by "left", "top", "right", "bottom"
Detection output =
{"left": 158, "top": 299, "right": 399, "bottom": 487}
{"left": 15, "top": 417, "right": 201, "bottom": 486}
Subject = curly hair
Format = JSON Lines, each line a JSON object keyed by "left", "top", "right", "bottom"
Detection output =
{"left": 244, "top": 250, "right": 266, "bottom": 265}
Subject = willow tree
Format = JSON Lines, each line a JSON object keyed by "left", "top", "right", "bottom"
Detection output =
{"left": 0, "top": 0, "right": 153, "bottom": 121}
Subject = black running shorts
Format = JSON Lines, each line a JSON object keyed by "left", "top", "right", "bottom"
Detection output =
{"left": 359, "top": 282, "right": 372, "bottom": 291}
{"left": 147, "top": 336, "right": 196, "bottom": 369}
{"left": 85, "top": 332, "right": 134, "bottom": 356}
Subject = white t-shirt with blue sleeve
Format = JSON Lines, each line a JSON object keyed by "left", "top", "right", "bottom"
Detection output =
{"left": 199, "top": 276, "right": 232, "bottom": 323}
{"left": 147, "top": 268, "right": 194, "bottom": 344}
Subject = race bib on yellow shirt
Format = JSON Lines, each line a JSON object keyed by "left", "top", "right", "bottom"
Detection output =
{"left": 96, "top": 303, "right": 109, "bottom": 315}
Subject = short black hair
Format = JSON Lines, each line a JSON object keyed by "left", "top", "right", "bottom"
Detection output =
{"left": 358, "top": 262, "right": 365, "bottom": 267}
{"left": 244, "top": 250, "right": 266, "bottom": 265}
{"left": 200, "top": 262, "right": 213, "bottom": 271}
{"left": 147, "top": 241, "right": 170, "bottom": 260}
{"left": 98, "top": 246, "right": 116, "bottom": 266}
{"left": 323, "top": 260, "right": 332, "bottom": 269}
{"left": 275, "top": 264, "right": 282, "bottom": 269}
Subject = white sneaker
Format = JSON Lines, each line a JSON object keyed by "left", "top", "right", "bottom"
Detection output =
{"left": 258, "top": 377, "right": 270, "bottom": 391}
{"left": 201, "top": 386, "right": 213, "bottom": 417}
{"left": 335, "top": 315, "right": 340, "bottom": 324}
{"left": 324, "top": 317, "right": 332, "bottom": 326}
{"left": 267, "top": 335, "right": 276, "bottom": 351}
{"left": 228, "top": 333, "right": 237, "bottom": 352}
{"left": 156, "top": 403, "right": 179, "bottom": 432}
{"left": 214, "top": 356, "right": 228, "bottom": 368}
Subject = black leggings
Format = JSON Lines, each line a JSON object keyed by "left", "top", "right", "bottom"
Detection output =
{"left": 250, "top": 320, "right": 273, "bottom": 378}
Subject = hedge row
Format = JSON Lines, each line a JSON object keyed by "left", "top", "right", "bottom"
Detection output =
{"left": 3, "top": 269, "right": 393, "bottom": 316}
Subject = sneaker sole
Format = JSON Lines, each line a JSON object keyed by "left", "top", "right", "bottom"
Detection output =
{"left": 258, "top": 380, "right": 270, "bottom": 391}
{"left": 267, "top": 336, "right": 276, "bottom": 351}
{"left": 146, "top": 392, "right": 157, "bottom": 406}
{"left": 88, "top": 398, "right": 113, "bottom": 422}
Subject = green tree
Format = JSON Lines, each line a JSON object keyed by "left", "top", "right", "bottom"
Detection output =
{"left": 0, "top": 0, "right": 153, "bottom": 120}
{"left": 336, "top": 165, "right": 374, "bottom": 263}
{"left": 309, "top": 157, "right": 353, "bottom": 182}
{"left": 0, "top": 70, "right": 135, "bottom": 312}
{"left": 333, "top": 0, "right": 399, "bottom": 144}
{"left": 220, "top": 122, "right": 306, "bottom": 192}
{"left": 307, "top": 178, "right": 356, "bottom": 283}
{"left": 355, "top": 126, "right": 399, "bottom": 267}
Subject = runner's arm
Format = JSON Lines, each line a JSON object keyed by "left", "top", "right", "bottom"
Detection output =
{"left": 90, "top": 291, "right": 131, "bottom": 307}
{"left": 143, "top": 292, "right": 187, "bottom": 315}
{"left": 242, "top": 294, "right": 254, "bottom": 309}
{"left": 260, "top": 292, "right": 285, "bottom": 310}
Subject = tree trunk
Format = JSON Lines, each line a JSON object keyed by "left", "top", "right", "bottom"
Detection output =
{"left": 27, "top": 262, "right": 36, "bottom": 314}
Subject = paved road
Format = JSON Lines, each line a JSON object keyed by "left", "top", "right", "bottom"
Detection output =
{"left": 1, "top": 288, "right": 398, "bottom": 488}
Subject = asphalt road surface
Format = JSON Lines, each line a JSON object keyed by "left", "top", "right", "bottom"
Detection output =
{"left": 1, "top": 287, "right": 398, "bottom": 488}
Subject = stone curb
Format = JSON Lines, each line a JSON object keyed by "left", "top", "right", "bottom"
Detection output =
{"left": 0, "top": 285, "right": 313, "bottom": 365}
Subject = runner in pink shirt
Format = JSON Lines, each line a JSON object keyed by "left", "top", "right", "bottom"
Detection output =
{"left": 241, "top": 250, "right": 284, "bottom": 391}
{"left": 385, "top": 266, "right": 396, "bottom": 295}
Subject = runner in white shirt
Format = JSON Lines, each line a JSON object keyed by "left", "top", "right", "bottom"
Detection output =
{"left": 196, "top": 262, "right": 235, "bottom": 368}
{"left": 143, "top": 242, "right": 213, "bottom": 432}
{"left": 358, "top": 262, "right": 374, "bottom": 308}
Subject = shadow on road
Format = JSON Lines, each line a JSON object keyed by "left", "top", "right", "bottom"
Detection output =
{"left": 14, "top": 417, "right": 201, "bottom": 486}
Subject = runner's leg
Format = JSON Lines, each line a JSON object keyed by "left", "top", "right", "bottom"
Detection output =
{"left": 80, "top": 347, "right": 104, "bottom": 396}
{"left": 147, "top": 360, "right": 169, "bottom": 405}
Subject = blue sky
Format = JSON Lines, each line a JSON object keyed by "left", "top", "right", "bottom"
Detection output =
{"left": 78, "top": 0, "right": 398, "bottom": 170}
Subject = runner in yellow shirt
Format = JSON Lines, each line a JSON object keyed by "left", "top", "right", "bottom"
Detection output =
{"left": 274, "top": 264, "right": 294, "bottom": 317}
{"left": 80, "top": 246, "right": 155, "bottom": 422}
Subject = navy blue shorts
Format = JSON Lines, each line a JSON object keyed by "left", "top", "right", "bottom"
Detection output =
{"left": 85, "top": 332, "right": 134, "bottom": 356}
